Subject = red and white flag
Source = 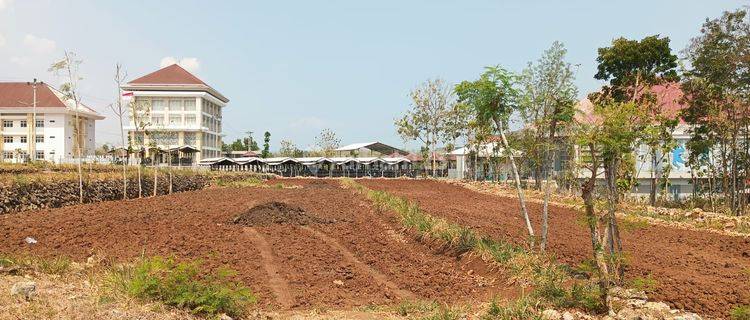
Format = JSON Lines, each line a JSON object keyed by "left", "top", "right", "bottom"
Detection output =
{"left": 122, "top": 91, "right": 134, "bottom": 97}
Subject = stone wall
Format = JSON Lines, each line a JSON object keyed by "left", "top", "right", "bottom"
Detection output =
{"left": 0, "top": 172, "right": 274, "bottom": 214}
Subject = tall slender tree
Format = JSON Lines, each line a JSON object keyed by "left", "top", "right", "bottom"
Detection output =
{"left": 395, "top": 78, "right": 453, "bottom": 176}
{"left": 518, "top": 41, "right": 578, "bottom": 252}
{"left": 49, "top": 52, "right": 86, "bottom": 203}
{"left": 455, "top": 66, "right": 535, "bottom": 248}
{"left": 682, "top": 9, "right": 750, "bottom": 215}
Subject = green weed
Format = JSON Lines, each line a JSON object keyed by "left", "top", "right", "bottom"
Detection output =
{"left": 105, "top": 256, "right": 255, "bottom": 318}
{"left": 731, "top": 305, "right": 750, "bottom": 320}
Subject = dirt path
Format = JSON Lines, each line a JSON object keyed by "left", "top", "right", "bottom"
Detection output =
{"left": 358, "top": 179, "right": 750, "bottom": 319}
{"left": 243, "top": 227, "right": 295, "bottom": 308}
{"left": 302, "top": 226, "right": 416, "bottom": 300}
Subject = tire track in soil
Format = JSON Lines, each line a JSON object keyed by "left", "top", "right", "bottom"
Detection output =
{"left": 300, "top": 226, "right": 416, "bottom": 301}
{"left": 243, "top": 227, "right": 295, "bottom": 308}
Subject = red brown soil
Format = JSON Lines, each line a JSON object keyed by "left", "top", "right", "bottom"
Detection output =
{"left": 358, "top": 179, "right": 750, "bottom": 319}
{"left": 232, "top": 201, "right": 332, "bottom": 226}
{"left": 0, "top": 179, "right": 514, "bottom": 310}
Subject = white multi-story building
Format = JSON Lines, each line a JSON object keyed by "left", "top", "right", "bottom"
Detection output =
{"left": 122, "top": 64, "right": 229, "bottom": 165}
{"left": 0, "top": 82, "right": 104, "bottom": 163}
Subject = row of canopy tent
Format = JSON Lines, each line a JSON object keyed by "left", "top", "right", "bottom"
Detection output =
{"left": 199, "top": 156, "right": 414, "bottom": 177}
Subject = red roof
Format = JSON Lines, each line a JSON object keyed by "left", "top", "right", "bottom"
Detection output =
{"left": 0, "top": 82, "right": 67, "bottom": 108}
{"left": 128, "top": 64, "right": 206, "bottom": 85}
{"left": 576, "top": 82, "right": 687, "bottom": 124}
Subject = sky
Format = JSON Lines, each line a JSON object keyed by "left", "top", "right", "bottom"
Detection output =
{"left": 0, "top": 0, "right": 746, "bottom": 151}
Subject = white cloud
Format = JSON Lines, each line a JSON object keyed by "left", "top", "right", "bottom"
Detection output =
{"left": 289, "top": 116, "right": 325, "bottom": 129}
{"left": 0, "top": 33, "right": 5, "bottom": 47}
{"left": 0, "top": 0, "right": 13, "bottom": 11}
{"left": 160, "top": 56, "right": 200, "bottom": 73}
{"left": 23, "top": 34, "right": 56, "bottom": 54}
{"left": 9, "top": 56, "right": 29, "bottom": 66}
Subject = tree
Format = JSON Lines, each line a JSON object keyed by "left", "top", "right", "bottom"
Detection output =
{"left": 279, "top": 139, "right": 304, "bottom": 157}
{"left": 575, "top": 100, "right": 644, "bottom": 304}
{"left": 314, "top": 128, "right": 341, "bottom": 157}
{"left": 110, "top": 63, "right": 129, "bottom": 200}
{"left": 455, "top": 66, "right": 535, "bottom": 248}
{"left": 518, "top": 41, "right": 578, "bottom": 251}
{"left": 682, "top": 9, "right": 750, "bottom": 215}
{"left": 262, "top": 131, "right": 271, "bottom": 158}
{"left": 396, "top": 78, "right": 453, "bottom": 176}
{"left": 594, "top": 35, "right": 679, "bottom": 206}
{"left": 49, "top": 52, "right": 86, "bottom": 203}
{"left": 128, "top": 94, "right": 152, "bottom": 198}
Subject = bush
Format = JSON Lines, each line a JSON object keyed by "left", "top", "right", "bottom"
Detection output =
{"left": 481, "top": 297, "right": 542, "bottom": 320}
{"left": 110, "top": 256, "right": 255, "bottom": 317}
{"left": 731, "top": 305, "right": 750, "bottom": 320}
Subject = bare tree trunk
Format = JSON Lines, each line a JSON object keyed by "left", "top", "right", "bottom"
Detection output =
{"left": 581, "top": 145, "right": 610, "bottom": 303}
{"left": 137, "top": 154, "right": 142, "bottom": 198}
{"left": 496, "top": 118, "right": 535, "bottom": 246}
{"left": 153, "top": 154, "right": 158, "bottom": 197}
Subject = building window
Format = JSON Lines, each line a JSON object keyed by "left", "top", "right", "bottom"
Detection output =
{"left": 35, "top": 135, "right": 44, "bottom": 143}
{"left": 2, "top": 151, "right": 12, "bottom": 159}
{"left": 35, "top": 150, "right": 44, "bottom": 160}
{"left": 151, "top": 115, "right": 164, "bottom": 125}
{"left": 183, "top": 99, "right": 196, "bottom": 111}
{"left": 169, "top": 115, "right": 182, "bottom": 125}
{"left": 35, "top": 120, "right": 44, "bottom": 128}
{"left": 3, "top": 136, "right": 12, "bottom": 143}
{"left": 20, "top": 120, "right": 27, "bottom": 128}
{"left": 152, "top": 99, "right": 165, "bottom": 111}
{"left": 20, "top": 136, "right": 27, "bottom": 143}
{"left": 49, "top": 136, "right": 55, "bottom": 139}
{"left": 185, "top": 115, "right": 196, "bottom": 125}
{"left": 169, "top": 99, "right": 183, "bottom": 111}
{"left": 2, "top": 120, "right": 12, "bottom": 128}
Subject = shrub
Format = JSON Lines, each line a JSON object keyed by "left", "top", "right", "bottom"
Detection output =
{"left": 731, "top": 305, "right": 750, "bottom": 320}
{"left": 630, "top": 276, "right": 659, "bottom": 293}
{"left": 109, "top": 256, "right": 255, "bottom": 317}
{"left": 481, "top": 297, "right": 542, "bottom": 320}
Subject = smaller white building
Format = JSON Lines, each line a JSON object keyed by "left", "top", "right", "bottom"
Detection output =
{"left": 0, "top": 82, "right": 104, "bottom": 163}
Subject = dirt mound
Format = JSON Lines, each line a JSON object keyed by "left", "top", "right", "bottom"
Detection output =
{"left": 232, "top": 201, "right": 331, "bottom": 226}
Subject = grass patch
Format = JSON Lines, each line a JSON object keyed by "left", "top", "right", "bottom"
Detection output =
{"left": 629, "top": 276, "right": 659, "bottom": 293}
{"left": 104, "top": 256, "right": 255, "bottom": 318}
{"left": 482, "top": 297, "right": 542, "bottom": 320}
{"left": 0, "top": 254, "right": 72, "bottom": 275}
{"left": 731, "top": 305, "right": 750, "bottom": 320}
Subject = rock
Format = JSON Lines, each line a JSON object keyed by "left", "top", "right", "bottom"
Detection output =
{"left": 219, "top": 314, "right": 233, "bottom": 320}
{"left": 673, "top": 313, "right": 702, "bottom": 320}
{"left": 333, "top": 280, "right": 344, "bottom": 286}
{"left": 24, "top": 237, "right": 37, "bottom": 244}
{"left": 562, "top": 311, "right": 574, "bottom": 320}
{"left": 541, "top": 309, "right": 561, "bottom": 320}
{"left": 10, "top": 281, "right": 36, "bottom": 300}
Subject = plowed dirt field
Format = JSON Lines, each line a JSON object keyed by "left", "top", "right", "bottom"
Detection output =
{"left": 357, "top": 179, "right": 750, "bottom": 319}
{"left": 0, "top": 179, "right": 512, "bottom": 310}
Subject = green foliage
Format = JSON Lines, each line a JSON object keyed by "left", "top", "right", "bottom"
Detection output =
{"left": 731, "top": 305, "right": 750, "bottom": 320}
{"left": 395, "top": 300, "right": 439, "bottom": 317}
{"left": 109, "top": 256, "right": 255, "bottom": 317}
{"left": 594, "top": 35, "right": 678, "bottom": 103}
{"left": 481, "top": 297, "right": 542, "bottom": 320}
{"left": 455, "top": 66, "right": 518, "bottom": 129}
{"left": 630, "top": 276, "right": 659, "bottom": 292}
{"left": 262, "top": 131, "right": 271, "bottom": 158}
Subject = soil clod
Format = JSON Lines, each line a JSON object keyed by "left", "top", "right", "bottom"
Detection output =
{"left": 232, "top": 201, "right": 332, "bottom": 226}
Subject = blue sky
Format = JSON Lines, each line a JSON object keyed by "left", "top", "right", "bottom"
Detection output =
{"left": 0, "top": 0, "right": 746, "bottom": 151}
